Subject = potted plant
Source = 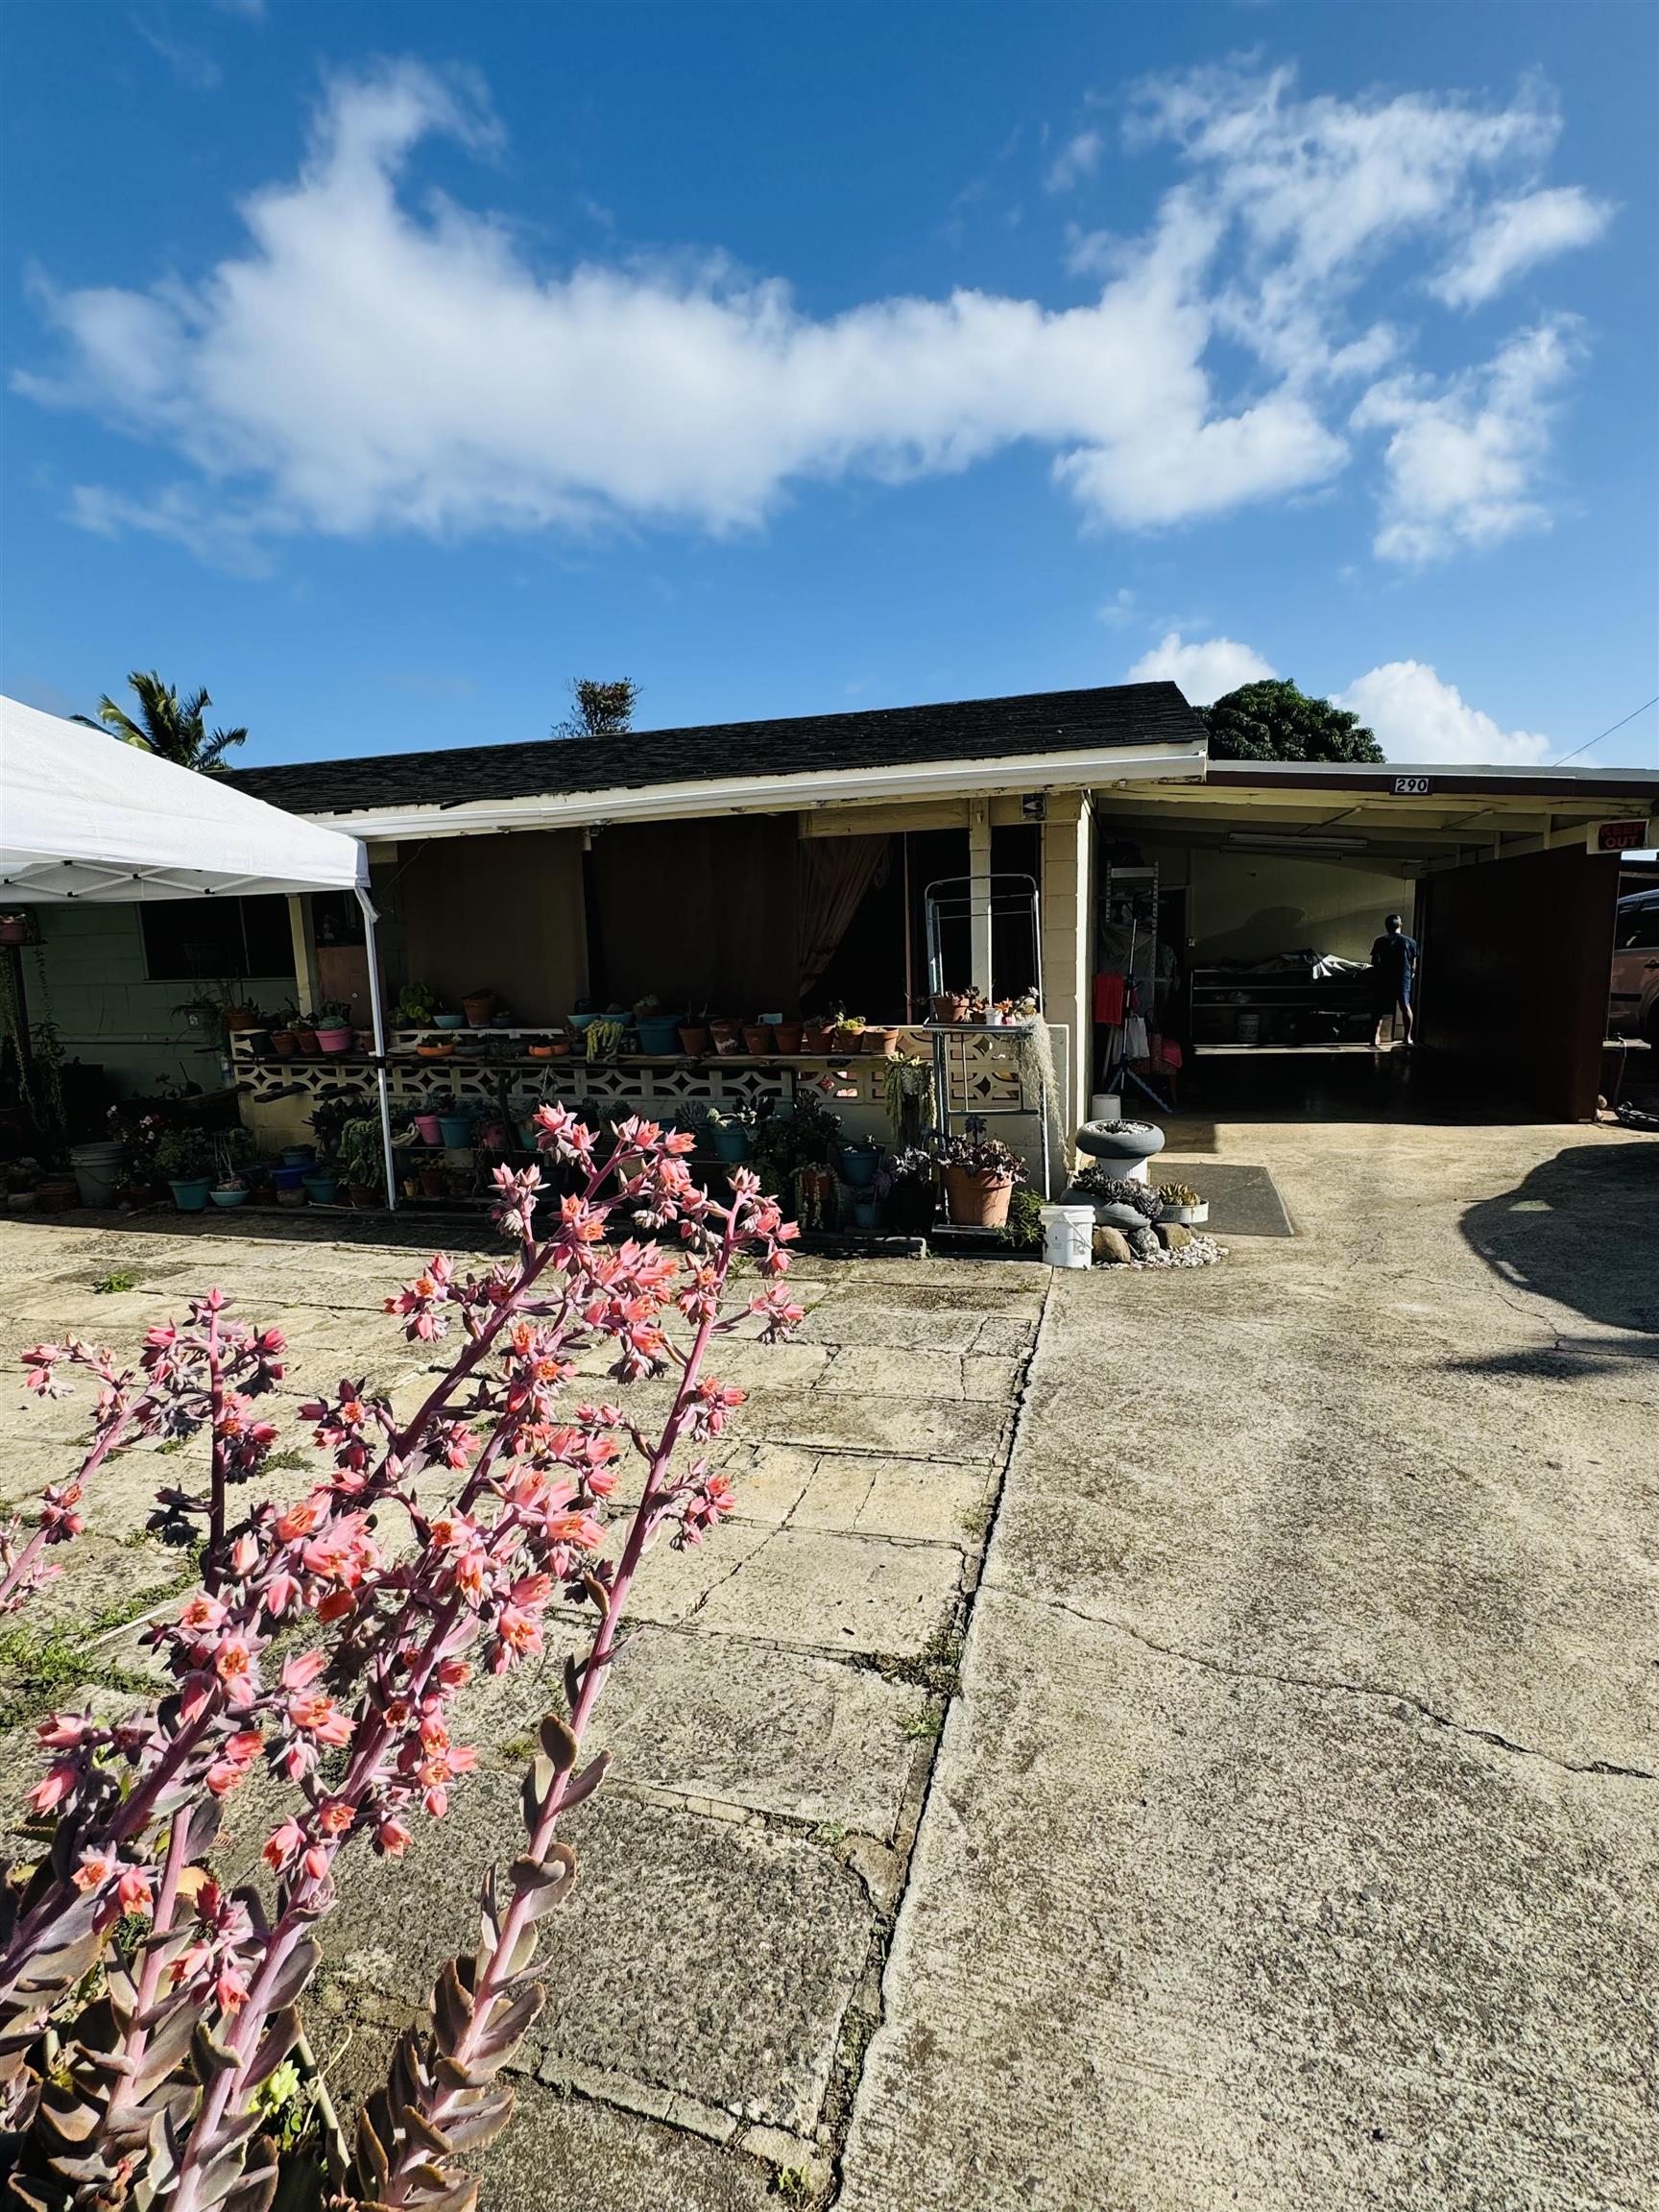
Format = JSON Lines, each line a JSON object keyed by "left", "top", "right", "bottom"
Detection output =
{"left": 831, "top": 1013, "right": 866, "bottom": 1053}
{"left": 311, "top": 999, "right": 354, "bottom": 1054}
{"left": 413, "top": 1102, "right": 445, "bottom": 1146}
{"left": 937, "top": 1126, "right": 1024, "bottom": 1228}
{"left": 584, "top": 1016, "right": 627, "bottom": 1062}
{"left": 1157, "top": 1182, "right": 1208, "bottom": 1226}
{"left": 634, "top": 999, "right": 685, "bottom": 1054}
{"left": 862, "top": 1022, "right": 901, "bottom": 1056}
{"left": 1074, "top": 1117, "right": 1166, "bottom": 1168}
{"left": 302, "top": 1162, "right": 340, "bottom": 1205}
{"left": 461, "top": 987, "right": 497, "bottom": 1029}
{"left": 156, "top": 1126, "right": 213, "bottom": 1211}
{"left": 708, "top": 1107, "right": 755, "bottom": 1164}
{"left": 881, "top": 1146, "right": 938, "bottom": 1236}
{"left": 0, "top": 913, "right": 30, "bottom": 948}
{"left": 209, "top": 1128, "right": 254, "bottom": 1208}
{"left": 308, "top": 1088, "right": 361, "bottom": 1165}
{"left": 800, "top": 1018, "right": 833, "bottom": 1053}
{"left": 928, "top": 990, "right": 970, "bottom": 1024}
{"left": 395, "top": 980, "right": 439, "bottom": 1030}
{"left": 438, "top": 1104, "right": 475, "bottom": 1149}
{"left": 418, "top": 1161, "right": 448, "bottom": 1200}
{"left": 678, "top": 1012, "right": 711, "bottom": 1055}
{"left": 774, "top": 1019, "right": 805, "bottom": 1054}
{"left": 742, "top": 1020, "right": 775, "bottom": 1055}
{"left": 338, "top": 1118, "right": 385, "bottom": 1206}
{"left": 709, "top": 1018, "right": 744, "bottom": 1056}
{"left": 1065, "top": 1163, "right": 1164, "bottom": 1232}
{"left": 840, "top": 1136, "right": 881, "bottom": 1190}
{"left": 266, "top": 1000, "right": 301, "bottom": 1057}
{"left": 881, "top": 1053, "right": 931, "bottom": 1148}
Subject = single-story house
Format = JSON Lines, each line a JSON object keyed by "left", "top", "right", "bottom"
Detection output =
{"left": 10, "top": 685, "right": 1656, "bottom": 1184}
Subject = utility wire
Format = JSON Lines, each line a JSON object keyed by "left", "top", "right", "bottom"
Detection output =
{"left": 1551, "top": 694, "right": 1659, "bottom": 768}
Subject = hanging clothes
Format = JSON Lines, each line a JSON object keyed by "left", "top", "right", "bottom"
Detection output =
{"left": 1093, "top": 972, "right": 1126, "bottom": 1025}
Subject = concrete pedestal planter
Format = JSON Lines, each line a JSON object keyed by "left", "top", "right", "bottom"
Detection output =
{"left": 1075, "top": 1119, "right": 1166, "bottom": 1167}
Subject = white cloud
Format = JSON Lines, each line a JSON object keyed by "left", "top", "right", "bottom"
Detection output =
{"left": 1353, "top": 320, "right": 1577, "bottom": 562}
{"left": 1431, "top": 186, "right": 1614, "bottom": 308}
{"left": 1046, "top": 130, "right": 1103, "bottom": 194}
{"left": 1126, "top": 630, "right": 1278, "bottom": 705}
{"left": 13, "top": 60, "right": 1605, "bottom": 565}
{"left": 1335, "top": 661, "right": 1551, "bottom": 763}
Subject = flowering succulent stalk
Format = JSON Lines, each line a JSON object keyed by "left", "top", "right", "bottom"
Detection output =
{"left": 1, "top": 1112, "right": 800, "bottom": 2212}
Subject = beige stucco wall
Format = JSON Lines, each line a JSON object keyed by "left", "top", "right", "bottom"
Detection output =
{"left": 1126, "top": 838, "right": 1410, "bottom": 963}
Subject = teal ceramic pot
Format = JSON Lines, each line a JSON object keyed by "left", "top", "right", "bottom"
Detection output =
{"left": 169, "top": 1177, "right": 212, "bottom": 1213}
{"left": 713, "top": 1124, "right": 751, "bottom": 1164}
{"left": 841, "top": 1143, "right": 880, "bottom": 1190}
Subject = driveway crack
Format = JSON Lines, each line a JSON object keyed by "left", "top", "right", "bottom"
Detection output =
{"left": 1007, "top": 1596, "right": 1655, "bottom": 1782}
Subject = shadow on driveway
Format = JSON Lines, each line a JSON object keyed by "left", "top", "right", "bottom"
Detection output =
{"left": 1459, "top": 1140, "right": 1659, "bottom": 1351}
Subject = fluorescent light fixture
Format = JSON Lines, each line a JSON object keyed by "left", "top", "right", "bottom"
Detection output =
{"left": 1226, "top": 832, "right": 1368, "bottom": 856}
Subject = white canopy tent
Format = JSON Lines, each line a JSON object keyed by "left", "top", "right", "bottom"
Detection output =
{"left": 0, "top": 693, "right": 397, "bottom": 1208}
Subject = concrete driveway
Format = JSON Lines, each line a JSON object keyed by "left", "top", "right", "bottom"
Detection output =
{"left": 839, "top": 1118, "right": 1659, "bottom": 2212}
{"left": 0, "top": 1116, "right": 1653, "bottom": 2210}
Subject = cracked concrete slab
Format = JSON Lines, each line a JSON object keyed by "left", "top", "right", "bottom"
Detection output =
{"left": 317, "top": 1772, "right": 871, "bottom": 2135}
{"left": 469, "top": 2080, "right": 775, "bottom": 2212}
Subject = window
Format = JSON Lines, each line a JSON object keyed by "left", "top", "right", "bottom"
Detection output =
{"left": 1616, "top": 902, "right": 1659, "bottom": 952}
{"left": 140, "top": 894, "right": 296, "bottom": 982}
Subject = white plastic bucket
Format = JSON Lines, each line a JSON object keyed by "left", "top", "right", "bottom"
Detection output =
{"left": 1039, "top": 1203, "right": 1094, "bottom": 1269}
{"left": 69, "top": 1140, "right": 126, "bottom": 1209}
{"left": 1089, "top": 1093, "right": 1121, "bottom": 1123}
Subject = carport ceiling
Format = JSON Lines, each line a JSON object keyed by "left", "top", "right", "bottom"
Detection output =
{"left": 1094, "top": 770, "right": 1657, "bottom": 868}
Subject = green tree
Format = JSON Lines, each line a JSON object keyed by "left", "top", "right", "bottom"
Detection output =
{"left": 74, "top": 670, "right": 248, "bottom": 773}
{"left": 1203, "top": 679, "right": 1384, "bottom": 764}
{"left": 553, "top": 678, "right": 638, "bottom": 739}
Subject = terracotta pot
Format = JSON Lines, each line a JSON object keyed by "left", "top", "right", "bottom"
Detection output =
{"left": 709, "top": 1022, "right": 744, "bottom": 1056}
{"left": 416, "top": 1042, "right": 455, "bottom": 1060}
{"left": 678, "top": 1024, "right": 711, "bottom": 1055}
{"left": 943, "top": 1165, "right": 1014, "bottom": 1228}
{"left": 742, "top": 1023, "right": 774, "bottom": 1055}
{"left": 774, "top": 1022, "right": 805, "bottom": 1054}
{"left": 348, "top": 1184, "right": 377, "bottom": 1208}
{"left": 419, "top": 1167, "right": 447, "bottom": 1198}
{"left": 269, "top": 1029, "right": 297, "bottom": 1057}
{"left": 294, "top": 1027, "right": 320, "bottom": 1056}
{"left": 549, "top": 1036, "right": 571, "bottom": 1057}
{"left": 526, "top": 1044, "right": 554, "bottom": 1060}
{"left": 801, "top": 1022, "right": 832, "bottom": 1053}
{"left": 863, "top": 1025, "right": 901, "bottom": 1056}
{"left": 223, "top": 1005, "right": 262, "bottom": 1032}
{"left": 461, "top": 990, "right": 497, "bottom": 1028}
{"left": 36, "top": 1178, "right": 81, "bottom": 1210}
{"left": 355, "top": 1028, "right": 376, "bottom": 1053}
{"left": 831, "top": 1026, "right": 865, "bottom": 1055}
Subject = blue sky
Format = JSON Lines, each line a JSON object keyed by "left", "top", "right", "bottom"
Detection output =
{"left": 3, "top": 0, "right": 1655, "bottom": 771}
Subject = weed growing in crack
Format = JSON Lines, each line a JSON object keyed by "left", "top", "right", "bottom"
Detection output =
{"left": 902, "top": 1708, "right": 945, "bottom": 1742}
{"left": 812, "top": 1819, "right": 848, "bottom": 1847}
{"left": 92, "top": 1271, "right": 136, "bottom": 1297}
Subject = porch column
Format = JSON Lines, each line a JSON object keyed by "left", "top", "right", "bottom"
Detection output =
{"left": 1041, "top": 792, "right": 1093, "bottom": 1138}
{"left": 969, "top": 796, "right": 993, "bottom": 996}
{"left": 286, "top": 893, "right": 321, "bottom": 1016}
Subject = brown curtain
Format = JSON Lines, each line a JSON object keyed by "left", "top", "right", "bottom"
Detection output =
{"left": 798, "top": 834, "right": 887, "bottom": 997}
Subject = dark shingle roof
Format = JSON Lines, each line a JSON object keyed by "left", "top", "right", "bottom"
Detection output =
{"left": 225, "top": 683, "right": 1204, "bottom": 817}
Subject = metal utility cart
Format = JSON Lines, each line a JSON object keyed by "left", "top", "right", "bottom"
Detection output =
{"left": 921, "top": 872, "right": 1051, "bottom": 1195}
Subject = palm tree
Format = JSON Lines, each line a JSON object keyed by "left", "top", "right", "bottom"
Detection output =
{"left": 74, "top": 671, "right": 248, "bottom": 773}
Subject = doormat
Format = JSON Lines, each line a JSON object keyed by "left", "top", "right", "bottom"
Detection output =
{"left": 1159, "top": 1161, "right": 1293, "bottom": 1238}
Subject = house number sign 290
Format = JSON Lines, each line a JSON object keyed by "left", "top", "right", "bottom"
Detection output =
{"left": 1391, "top": 775, "right": 1432, "bottom": 796}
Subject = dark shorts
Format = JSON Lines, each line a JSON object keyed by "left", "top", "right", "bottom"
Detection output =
{"left": 1372, "top": 970, "right": 1412, "bottom": 1014}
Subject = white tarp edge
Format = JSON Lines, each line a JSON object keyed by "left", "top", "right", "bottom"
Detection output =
{"left": 0, "top": 693, "right": 367, "bottom": 902}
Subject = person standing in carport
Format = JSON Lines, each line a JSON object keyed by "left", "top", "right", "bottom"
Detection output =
{"left": 1371, "top": 912, "right": 1419, "bottom": 1048}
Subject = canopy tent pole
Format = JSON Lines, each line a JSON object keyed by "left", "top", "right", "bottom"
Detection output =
{"left": 355, "top": 889, "right": 398, "bottom": 1214}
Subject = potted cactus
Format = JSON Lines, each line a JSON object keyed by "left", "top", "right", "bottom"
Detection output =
{"left": 313, "top": 999, "right": 355, "bottom": 1054}
{"left": 339, "top": 1118, "right": 385, "bottom": 1206}
{"left": 1157, "top": 1181, "right": 1208, "bottom": 1226}
{"left": 156, "top": 1127, "right": 213, "bottom": 1212}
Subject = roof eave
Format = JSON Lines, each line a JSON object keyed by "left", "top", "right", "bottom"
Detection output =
{"left": 282, "top": 739, "right": 1211, "bottom": 840}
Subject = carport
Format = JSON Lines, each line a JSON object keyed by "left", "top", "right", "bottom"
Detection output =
{"left": 1088, "top": 759, "right": 1659, "bottom": 1119}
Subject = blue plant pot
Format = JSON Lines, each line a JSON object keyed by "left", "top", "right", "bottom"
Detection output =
{"left": 713, "top": 1126, "right": 751, "bottom": 1164}
{"left": 434, "top": 1012, "right": 467, "bottom": 1030}
{"left": 272, "top": 1165, "right": 307, "bottom": 1190}
{"left": 841, "top": 1145, "right": 880, "bottom": 1190}
{"left": 302, "top": 1172, "right": 339, "bottom": 1205}
{"left": 210, "top": 1186, "right": 250, "bottom": 1208}
{"left": 438, "top": 1115, "right": 475, "bottom": 1149}
{"left": 635, "top": 1015, "right": 685, "bottom": 1053}
{"left": 280, "top": 1145, "right": 315, "bottom": 1169}
{"left": 169, "top": 1177, "right": 211, "bottom": 1213}
{"left": 850, "top": 1196, "right": 881, "bottom": 1231}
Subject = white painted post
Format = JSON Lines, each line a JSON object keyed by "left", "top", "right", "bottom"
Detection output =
{"left": 969, "top": 796, "right": 993, "bottom": 997}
